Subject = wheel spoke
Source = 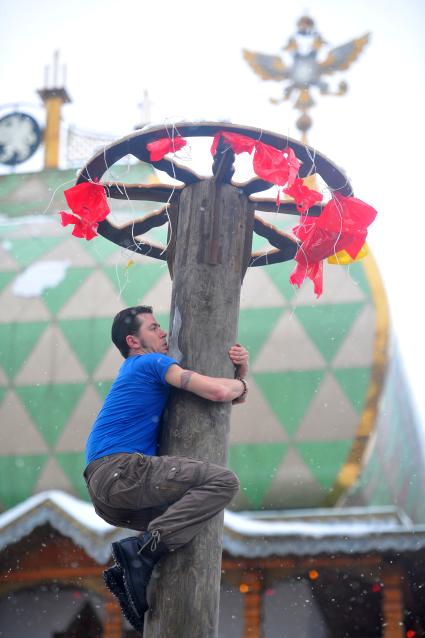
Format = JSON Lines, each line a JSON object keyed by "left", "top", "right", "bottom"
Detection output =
{"left": 98, "top": 218, "right": 167, "bottom": 260}
{"left": 236, "top": 177, "right": 274, "bottom": 195}
{"left": 104, "top": 182, "right": 182, "bottom": 203}
{"left": 250, "top": 248, "right": 295, "bottom": 266}
{"left": 151, "top": 157, "right": 202, "bottom": 184}
{"left": 130, "top": 148, "right": 202, "bottom": 185}
{"left": 250, "top": 198, "right": 322, "bottom": 217}
{"left": 254, "top": 215, "right": 299, "bottom": 250}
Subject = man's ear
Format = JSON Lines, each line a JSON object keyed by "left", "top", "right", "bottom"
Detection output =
{"left": 126, "top": 334, "right": 140, "bottom": 351}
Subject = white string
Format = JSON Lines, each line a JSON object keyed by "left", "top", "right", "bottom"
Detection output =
{"left": 40, "top": 176, "right": 79, "bottom": 216}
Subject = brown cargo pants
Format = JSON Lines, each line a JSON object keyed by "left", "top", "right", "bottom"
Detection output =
{"left": 84, "top": 453, "right": 239, "bottom": 551}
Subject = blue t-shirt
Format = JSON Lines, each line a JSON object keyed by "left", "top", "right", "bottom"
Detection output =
{"left": 86, "top": 353, "right": 177, "bottom": 464}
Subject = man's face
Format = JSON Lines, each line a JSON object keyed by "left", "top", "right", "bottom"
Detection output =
{"left": 135, "top": 313, "right": 168, "bottom": 354}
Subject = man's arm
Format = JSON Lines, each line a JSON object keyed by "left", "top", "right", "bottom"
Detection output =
{"left": 165, "top": 365, "right": 246, "bottom": 403}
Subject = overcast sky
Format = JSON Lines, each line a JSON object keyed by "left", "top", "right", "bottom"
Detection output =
{"left": 2, "top": 0, "right": 425, "bottom": 422}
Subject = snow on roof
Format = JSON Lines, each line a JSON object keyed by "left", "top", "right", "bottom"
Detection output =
{"left": 223, "top": 507, "right": 409, "bottom": 538}
{"left": 0, "top": 490, "right": 112, "bottom": 534}
{"left": 2, "top": 491, "right": 425, "bottom": 562}
{"left": 0, "top": 491, "right": 124, "bottom": 563}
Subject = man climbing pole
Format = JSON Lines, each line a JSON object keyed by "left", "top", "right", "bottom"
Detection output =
{"left": 83, "top": 305, "right": 249, "bottom": 632}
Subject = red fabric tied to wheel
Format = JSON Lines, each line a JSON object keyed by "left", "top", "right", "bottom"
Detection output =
{"left": 253, "top": 142, "right": 299, "bottom": 187}
{"left": 147, "top": 136, "right": 187, "bottom": 161}
{"left": 211, "top": 131, "right": 300, "bottom": 192}
{"left": 59, "top": 181, "right": 110, "bottom": 240}
{"left": 284, "top": 178, "right": 323, "bottom": 213}
{"left": 210, "top": 132, "right": 256, "bottom": 156}
{"left": 290, "top": 194, "right": 378, "bottom": 297}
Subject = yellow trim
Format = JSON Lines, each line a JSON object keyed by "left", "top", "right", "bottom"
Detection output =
{"left": 324, "top": 251, "right": 390, "bottom": 505}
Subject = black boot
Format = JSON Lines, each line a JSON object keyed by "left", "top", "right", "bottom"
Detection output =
{"left": 103, "top": 565, "right": 144, "bottom": 633}
{"left": 111, "top": 530, "right": 169, "bottom": 618}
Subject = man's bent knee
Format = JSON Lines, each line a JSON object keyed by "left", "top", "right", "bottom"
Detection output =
{"left": 223, "top": 469, "right": 240, "bottom": 497}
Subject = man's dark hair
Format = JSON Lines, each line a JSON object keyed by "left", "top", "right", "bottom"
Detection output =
{"left": 111, "top": 306, "right": 153, "bottom": 358}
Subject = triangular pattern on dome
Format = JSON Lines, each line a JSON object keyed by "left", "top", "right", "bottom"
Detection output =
{"left": 14, "top": 324, "right": 86, "bottom": 385}
{"left": 34, "top": 457, "right": 75, "bottom": 494}
{"left": 253, "top": 311, "right": 326, "bottom": 372}
{"left": 0, "top": 271, "right": 15, "bottom": 294}
{"left": 237, "top": 307, "right": 283, "bottom": 364}
{"left": 0, "top": 286, "right": 51, "bottom": 323}
{"left": 229, "top": 378, "right": 288, "bottom": 445}
{"left": 264, "top": 447, "right": 325, "bottom": 508}
{"left": 3, "top": 220, "right": 61, "bottom": 239}
{"left": 0, "top": 244, "right": 18, "bottom": 270}
{"left": 145, "top": 227, "right": 168, "bottom": 245}
{"left": 93, "top": 344, "right": 122, "bottom": 381}
{"left": 41, "top": 236, "right": 97, "bottom": 267}
{"left": 0, "top": 455, "right": 48, "bottom": 509}
{"left": 240, "top": 267, "right": 286, "bottom": 309}
{"left": 295, "top": 263, "right": 367, "bottom": 305}
{"left": 228, "top": 490, "right": 258, "bottom": 511}
{"left": 0, "top": 390, "right": 49, "bottom": 454}
{"left": 105, "top": 249, "right": 155, "bottom": 267}
{"left": 334, "top": 368, "right": 371, "bottom": 414}
{"left": 104, "top": 263, "right": 166, "bottom": 308}
{"left": 368, "top": 480, "right": 392, "bottom": 507}
{"left": 294, "top": 373, "right": 360, "bottom": 442}
{"left": 56, "top": 452, "right": 89, "bottom": 500}
{"left": 42, "top": 267, "right": 92, "bottom": 316}
{"left": 139, "top": 271, "right": 173, "bottom": 313}
{"left": 295, "top": 303, "right": 364, "bottom": 363}
{"left": 229, "top": 442, "right": 288, "bottom": 509}
{"left": 16, "top": 383, "right": 85, "bottom": 449}
{"left": 251, "top": 232, "right": 268, "bottom": 252}
{"left": 58, "top": 270, "right": 123, "bottom": 319}
{"left": 348, "top": 260, "right": 371, "bottom": 297}
{"left": 82, "top": 236, "right": 122, "bottom": 264}
{"left": 9, "top": 174, "right": 50, "bottom": 202}
{"left": 0, "top": 322, "right": 47, "bottom": 379}
{"left": 295, "top": 440, "right": 353, "bottom": 491}
{"left": 265, "top": 261, "right": 298, "bottom": 301}
{"left": 332, "top": 304, "right": 375, "bottom": 368}
{"left": 95, "top": 380, "right": 114, "bottom": 400}
{"left": 254, "top": 370, "right": 324, "bottom": 437}
{"left": 7, "top": 237, "right": 64, "bottom": 267}
{"left": 406, "top": 475, "right": 420, "bottom": 516}
{"left": 59, "top": 318, "right": 112, "bottom": 375}
{"left": 55, "top": 386, "right": 101, "bottom": 452}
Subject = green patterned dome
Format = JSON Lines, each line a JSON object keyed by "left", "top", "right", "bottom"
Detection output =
{"left": 0, "top": 167, "right": 386, "bottom": 512}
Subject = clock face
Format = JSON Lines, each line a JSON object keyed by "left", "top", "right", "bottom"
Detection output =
{"left": 0, "top": 112, "right": 42, "bottom": 166}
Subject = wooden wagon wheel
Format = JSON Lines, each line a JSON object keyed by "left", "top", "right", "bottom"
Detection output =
{"left": 76, "top": 122, "right": 353, "bottom": 270}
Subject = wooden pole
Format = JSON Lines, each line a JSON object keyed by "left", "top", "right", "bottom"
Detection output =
{"left": 242, "top": 571, "right": 263, "bottom": 638}
{"left": 381, "top": 567, "right": 405, "bottom": 638}
{"left": 103, "top": 588, "right": 123, "bottom": 638}
{"left": 144, "top": 176, "right": 254, "bottom": 638}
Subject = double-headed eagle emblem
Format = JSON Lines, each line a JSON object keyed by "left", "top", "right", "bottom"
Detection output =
{"left": 243, "top": 16, "right": 370, "bottom": 138}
